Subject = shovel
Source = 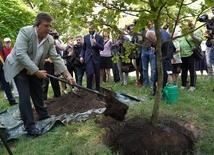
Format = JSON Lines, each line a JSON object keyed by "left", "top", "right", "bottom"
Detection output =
{"left": 46, "top": 74, "right": 129, "bottom": 121}
{"left": 0, "top": 134, "right": 13, "bottom": 155}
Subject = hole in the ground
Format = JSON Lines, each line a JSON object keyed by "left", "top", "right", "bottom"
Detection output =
{"left": 101, "top": 116, "right": 201, "bottom": 155}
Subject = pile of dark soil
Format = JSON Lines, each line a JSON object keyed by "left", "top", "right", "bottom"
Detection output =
{"left": 44, "top": 89, "right": 105, "bottom": 116}
{"left": 39, "top": 89, "right": 200, "bottom": 155}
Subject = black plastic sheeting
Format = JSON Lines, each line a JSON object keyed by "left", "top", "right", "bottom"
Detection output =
{"left": 0, "top": 93, "right": 146, "bottom": 141}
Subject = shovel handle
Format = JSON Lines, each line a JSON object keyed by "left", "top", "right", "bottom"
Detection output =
{"left": 46, "top": 74, "right": 102, "bottom": 96}
{"left": 0, "top": 134, "right": 13, "bottom": 155}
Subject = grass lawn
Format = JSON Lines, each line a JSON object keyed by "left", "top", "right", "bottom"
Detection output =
{"left": 0, "top": 74, "right": 214, "bottom": 155}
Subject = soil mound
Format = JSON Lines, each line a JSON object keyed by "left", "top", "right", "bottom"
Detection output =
{"left": 44, "top": 89, "right": 105, "bottom": 116}
{"left": 101, "top": 117, "right": 197, "bottom": 155}
{"left": 40, "top": 88, "right": 128, "bottom": 121}
{"left": 40, "top": 90, "right": 200, "bottom": 155}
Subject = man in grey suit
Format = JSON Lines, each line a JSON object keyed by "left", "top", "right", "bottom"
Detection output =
{"left": 3, "top": 12, "right": 76, "bottom": 137}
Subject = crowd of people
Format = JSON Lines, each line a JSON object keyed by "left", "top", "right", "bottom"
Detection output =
{"left": 0, "top": 7, "right": 214, "bottom": 136}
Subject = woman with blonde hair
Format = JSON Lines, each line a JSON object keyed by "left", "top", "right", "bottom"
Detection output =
{"left": 100, "top": 32, "right": 113, "bottom": 88}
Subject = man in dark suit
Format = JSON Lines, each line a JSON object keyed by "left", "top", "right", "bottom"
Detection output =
{"left": 80, "top": 25, "right": 104, "bottom": 91}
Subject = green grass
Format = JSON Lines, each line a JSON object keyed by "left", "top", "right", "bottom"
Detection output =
{"left": 0, "top": 75, "right": 214, "bottom": 155}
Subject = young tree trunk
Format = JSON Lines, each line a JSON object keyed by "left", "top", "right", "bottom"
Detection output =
{"left": 151, "top": 20, "right": 163, "bottom": 127}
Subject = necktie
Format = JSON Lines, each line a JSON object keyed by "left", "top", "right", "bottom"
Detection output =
{"left": 90, "top": 35, "right": 94, "bottom": 46}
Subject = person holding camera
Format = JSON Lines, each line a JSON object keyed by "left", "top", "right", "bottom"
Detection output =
{"left": 73, "top": 35, "right": 86, "bottom": 86}
{"left": 3, "top": 12, "right": 76, "bottom": 136}
{"left": 64, "top": 36, "right": 85, "bottom": 86}
{"left": 179, "top": 22, "right": 203, "bottom": 91}
{"left": 63, "top": 36, "right": 77, "bottom": 82}
{"left": 128, "top": 23, "right": 143, "bottom": 87}
{"left": 205, "top": 7, "right": 214, "bottom": 74}
{"left": 43, "top": 29, "right": 62, "bottom": 99}
{"left": 112, "top": 29, "right": 130, "bottom": 86}
{"left": 197, "top": 7, "right": 214, "bottom": 78}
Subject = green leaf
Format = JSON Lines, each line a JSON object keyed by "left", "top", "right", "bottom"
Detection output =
{"left": 204, "top": 0, "right": 213, "bottom": 6}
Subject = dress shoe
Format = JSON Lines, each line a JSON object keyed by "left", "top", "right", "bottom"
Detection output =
{"left": 38, "top": 115, "right": 52, "bottom": 121}
{"left": 27, "top": 128, "right": 41, "bottom": 137}
{"left": 10, "top": 102, "right": 18, "bottom": 106}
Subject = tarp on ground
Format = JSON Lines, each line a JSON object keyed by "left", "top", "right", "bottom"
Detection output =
{"left": 0, "top": 92, "right": 147, "bottom": 141}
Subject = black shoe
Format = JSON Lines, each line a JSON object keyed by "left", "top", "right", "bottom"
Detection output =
{"left": 38, "top": 115, "right": 52, "bottom": 121}
{"left": 27, "top": 128, "right": 41, "bottom": 137}
{"left": 10, "top": 102, "right": 18, "bottom": 106}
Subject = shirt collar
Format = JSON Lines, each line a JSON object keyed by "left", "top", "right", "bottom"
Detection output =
{"left": 35, "top": 28, "right": 48, "bottom": 46}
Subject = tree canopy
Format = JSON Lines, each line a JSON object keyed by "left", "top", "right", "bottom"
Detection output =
{"left": 1, "top": 0, "right": 213, "bottom": 40}
{"left": 0, "top": 0, "right": 35, "bottom": 41}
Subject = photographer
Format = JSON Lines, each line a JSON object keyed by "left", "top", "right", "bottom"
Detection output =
{"left": 50, "top": 29, "right": 66, "bottom": 55}
{"left": 43, "top": 29, "right": 63, "bottom": 99}
{"left": 179, "top": 22, "right": 203, "bottom": 91}
{"left": 112, "top": 29, "right": 130, "bottom": 86}
{"left": 128, "top": 21, "right": 143, "bottom": 87}
{"left": 198, "top": 7, "right": 214, "bottom": 77}
{"left": 73, "top": 35, "right": 85, "bottom": 86}
{"left": 205, "top": 7, "right": 214, "bottom": 66}
{"left": 62, "top": 37, "right": 76, "bottom": 81}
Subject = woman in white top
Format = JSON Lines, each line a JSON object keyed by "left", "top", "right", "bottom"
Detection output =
{"left": 100, "top": 32, "right": 113, "bottom": 87}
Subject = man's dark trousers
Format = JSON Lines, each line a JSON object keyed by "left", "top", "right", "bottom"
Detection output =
{"left": 14, "top": 69, "right": 49, "bottom": 132}
{"left": 86, "top": 58, "right": 100, "bottom": 91}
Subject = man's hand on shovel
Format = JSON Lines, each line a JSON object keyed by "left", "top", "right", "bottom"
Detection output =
{"left": 27, "top": 70, "right": 47, "bottom": 79}
{"left": 63, "top": 72, "right": 76, "bottom": 85}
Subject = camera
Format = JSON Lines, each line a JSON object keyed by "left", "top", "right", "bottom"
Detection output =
{"left": 126, "top": 20, "right": 137, "bottom": 31}
{"left": 198, "top": 14, "right": 214, "bottom": 47}
{"left": 133, "top": 19, "right": 137, "bottom": 26}
{"left": 197, "top": 14, "right": 214, "bottom": 32}
{"left": 118, "top": 40, "right": 123, "bottom": 46}
{"left": 126, "top": 24, "right": 134, "bottom": 31}
{"left": 197, "top": 14, "right": 209, "bottom": 22}
{"left": 73, "top": 44, "right": 78, "bottom": 49}
{"left": 49, "top": 31, "right": 59, "bottom": 40}
{"left": 198, "top": 14, "right": 214, "bottom": 37}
